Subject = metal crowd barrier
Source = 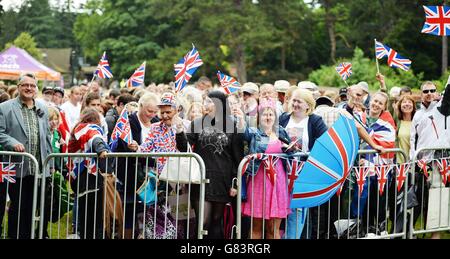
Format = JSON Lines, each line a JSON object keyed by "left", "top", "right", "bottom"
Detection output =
{"left": 409, "top": 147, "right": 450, "bottom": 239}
{"left": 38, "top": 152, "right": 207, "bottom": 239}
{"left": 0, "top": 151, "right": 40, "bottom": 239}
{"left": 235, "top": 148, "right": 408, "bottom": 239}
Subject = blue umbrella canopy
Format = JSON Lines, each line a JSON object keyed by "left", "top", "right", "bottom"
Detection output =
{"left": 290, "top": 114, "right": 359, "bottom": 208}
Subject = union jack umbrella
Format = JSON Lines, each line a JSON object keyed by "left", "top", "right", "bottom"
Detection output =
{"left": 335, "top": 62, "right": 352, "bottom": 81}
{"left": 126, "top": 62, "right": 146, "bottom": 88}
{"left": 436, "top": 158, "right": 450, "bottom": 185}
{"left": 375, "top": 165, "right": 391, "bottom": 196}
{"left": 0, "top": 163, "right": 16, "bottom": 183}
{"left": 94, "top": 51, "right": 114, "bottom": 79}
{"left": 374, "top": 41, "right": 411, "bottom": 71}
{"left": 174, "top": 44, "right": 203, "bottom": 93}
{"left": 395, "top": 163, "right": 410, "bottom": 192}
{"left": 217, "top": 71, "right": 241, "bottom": 94}
{"left": 291, "top": 114, "right": 359, "bottom": 208}
{"left": 354, "top": 166, "right": 369, "bottom": 196}
{"left": 421, "top": 6, "right": 450, "bottom": 36}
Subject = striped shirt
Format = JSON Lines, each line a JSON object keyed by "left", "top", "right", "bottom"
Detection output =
{"left": 20, "top": 99, "right": 40, "bottom": 174}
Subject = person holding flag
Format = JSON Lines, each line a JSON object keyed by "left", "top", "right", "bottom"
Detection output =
{"left": 67, "top": 107, "right": 113, "bottom": 239}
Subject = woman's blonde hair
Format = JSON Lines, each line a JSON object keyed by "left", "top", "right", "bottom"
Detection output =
{"left": 372, "top": 91, "right": 389, "bottom": 111}
{"left": 47, "top": 106, "right": 61, "bottom": 123}
{"left": 289, "top": 88, "right": 316, "bottom": 116}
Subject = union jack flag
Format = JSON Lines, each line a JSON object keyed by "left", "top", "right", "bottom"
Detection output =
{"left": 354, "top": 166, "right": 369, "bottom": 196}
{"left": 217, "top": 71, "right": 241, "bottom": 94}
{"left": 286, "top": 159, "right": 304, "bottom": 194}
{"left": 335, "top": 62, "right": 352, "bottom": 81}
{"left": 421, "top": 6, "right": 450, "bottom": 36}
{"left": 263, "top": 155, "right": 280, "bottom": 185}
{"left": 375, "top": 39, "right": 388, "bottom": 59}
{"left": 417, "top": 159, "right": 430, "bottom": 179}
{"left": 67, "top": 123, "right": 104, "bottom": 179}
{"left": 374, "top": 41, "right": 411, "bottom": 71}
{"left": 0, "top": 163, "right": 16, "bottom": 183}
{"left": 375, "top": 165, "right": 391, "bottom": 196}
{"left": 110, "top": 109, "right": 132, "bottom": 147}
{"left": 58, "top": 110, "right": 71, "bottom": 153}
{"left": 95, "top": 51, "right": 114, "bottom": 79}
{"left": 436, "top": 158, "right": 450, "bottom": 185}
{"left": 395, "top": 163, "right": 410, "bottom": 192}
{"left": 241, "top": 153, "right": 265, "bottom": 176}
{"left": 174, "top": 44, "right": 203, "bottom": 93}
{"left": 126, "top": 62, "right": 146, "bottom": 88}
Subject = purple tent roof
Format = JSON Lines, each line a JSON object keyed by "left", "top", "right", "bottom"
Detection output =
{"left": 0, "top": 46, "right": 61, "bottom": 81}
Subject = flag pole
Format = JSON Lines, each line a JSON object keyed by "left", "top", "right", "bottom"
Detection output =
{"left": 374, "top": 39, "right": 380, "bottom": 74}
{"left": 344, "top": 80, "right": 350, "bottom": 88}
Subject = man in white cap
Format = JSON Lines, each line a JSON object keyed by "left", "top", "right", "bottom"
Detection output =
{"left": 241, "top": 82, "right": 259, "bottom": 128}
{"left": 274, "top": 80, "right": 290, "bottom": 104}
{"left": 357, "top": 81, "right": 371, "bottom": 111}
{"left": 298, "top": 81, "right": 320, "bottom": 99}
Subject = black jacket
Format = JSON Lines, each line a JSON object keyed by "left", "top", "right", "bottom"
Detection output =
{"left": 177, "top": 115, "right": 244, "bottom": 202}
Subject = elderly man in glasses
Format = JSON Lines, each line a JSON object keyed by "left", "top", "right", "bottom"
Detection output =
{"left": 0, "top": 73, "right": 52, "bottom": 239}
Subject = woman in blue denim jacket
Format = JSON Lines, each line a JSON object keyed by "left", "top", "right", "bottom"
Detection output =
{"left": 241, "top": 98, "right": 293, "bottom": 239}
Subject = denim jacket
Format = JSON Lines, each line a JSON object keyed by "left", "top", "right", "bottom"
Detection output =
{"left": 243, "top": 125, "right": 291, "bottom": 176}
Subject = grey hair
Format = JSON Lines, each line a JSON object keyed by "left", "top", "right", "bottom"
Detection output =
{"left": 18, "top": 72, "right": 37, "bottom": 85}
{"left": 138, "top": 92, "right": 159, "bottom": 108}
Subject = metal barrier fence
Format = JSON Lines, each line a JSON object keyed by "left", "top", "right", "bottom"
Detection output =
{"left": 409, "top": 147, "right": 450, "bottom": 239}
{"left": 0, "top": 151, "right": 40, "bottom": 239}
{"left": 36, "top": 152, "right": 207, "bottom": 239}
{"left": 236, "top": 148, "right": 409, "bottom": 239}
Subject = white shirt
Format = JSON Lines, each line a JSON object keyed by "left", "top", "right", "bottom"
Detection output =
{"left": 410, "top": 100, "right": 450, "bottom": 160}
{"left": 285, "top": 116, "right": 309, "bottom": 152}
{"left": 139, "top": 117, "right": 152, "bottom": 143}
{"left": 60, "top": 101, "right": 81, "bottom": 130}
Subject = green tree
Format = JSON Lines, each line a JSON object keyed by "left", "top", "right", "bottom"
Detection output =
{"left": 5, "top": 32, "right": 43, "bottom": 61}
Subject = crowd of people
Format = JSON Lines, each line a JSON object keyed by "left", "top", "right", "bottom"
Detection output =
{"left": 0, "top": 71, "right": 449, "bottom": 239}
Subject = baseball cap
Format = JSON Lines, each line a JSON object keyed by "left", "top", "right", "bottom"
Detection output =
{"left": 42, "top": 86, "right": 54, "bottom": 94}
{"left": 158, "top": 92, "right": 177, "bottom": 108}
{"left": 339, "top": 87, "right": 348, "bottom": 97}
{"left": 297, "top": 81, "right": 318, "bottom": 91}
{"left": 53, "top": 86, "right": 64, "bottom": 97}
{"left": 315, "top": 95, "right": 334, "bottom": 107}
{"left": 242, "top": 82, "right": 259, "bottom": 95}
{"left": 274, "top": 80, "right": 290, "bottom": 93}
{"left": 357, "top": 81, "right": 369, "bottom": 94}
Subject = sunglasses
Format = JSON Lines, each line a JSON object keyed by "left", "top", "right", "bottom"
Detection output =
{"left": 422, "top": 89, "right": 436, "bottom": 94}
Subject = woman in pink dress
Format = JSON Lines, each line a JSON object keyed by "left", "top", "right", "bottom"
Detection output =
{"left": 242, "top": 98, "right": 291, "bottom": 239}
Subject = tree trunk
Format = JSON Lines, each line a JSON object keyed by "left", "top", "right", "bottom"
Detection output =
{"left": 443, "top": 33, "right": 448, "bottom": 76}
{"left": 281, "top": 45, "right": 286, "bottom": 71}
{"left": 235, "top": 43, "right": 247, "bottom": 83}
{"left": 323, "top": 0, "right": 336, "bottom": 63}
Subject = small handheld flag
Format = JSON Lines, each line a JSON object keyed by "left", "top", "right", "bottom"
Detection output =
{"left": 217, "top": 71, "right": 241, "bottom": 94}
{"left": 421, "top": 6, "right": 450, "bottom": 36}
{"left": 110, "top": 109, "right": 132, "bottom": 148}
{"left": 374, "top": 40, "right": 411, "bottom": 71}
{"left": 335, "top": 62, "right": 352, "bottom": 81}
{"left": 174, "top": 44, "right": 203, "bottom": 93}
{"left": 95, "top": 51, "right": 114, "bottom": 79}
{"left": 126, "top": 62, "right": 146, "bottom": 88}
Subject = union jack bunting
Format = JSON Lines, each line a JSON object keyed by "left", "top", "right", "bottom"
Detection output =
{"left": 395, "top": 163, "right": 410, "bottom": 192}
{"left": 421, "top": 6, "right": 450, "bottom": 36}
{"left": 95, "top": 51, "right": 114, "bottom": 79}
{"left": 436, "top": 158, "right": 450, "bottom": 185}
{"left": 174, "top": 44, "right": 203, "bottom": 93}
{"left": 354, "top": 166, "right": 369, "bottom": 196}
{"left": 286, "top": 159, "right": 305, "bottom": 194}
{"left": 126, "top": 62, "right": 146, "bottom": 88}
{"left": 110, "top": 109, "right": 132, "bottom": 147}
{"left": 263, "top": 155, "right": 280, "bottom": 185}
{"left": 0, "top": 163, "right": 17, "bottom": 183}
{"left": 241, "top": 153, "right": 265, "bottom": 176}
{"left": 217, "top": 71, "right": 241, "bottom": 94}
{"left": 375, "top": 165, "right": 391, "bottom": 196}
{"left": 374, "top": 41, "right": 411, "bottom": 71}
{"left": 417, "top": 159, "right": 430, "bottom": 179}
{"left": 335, "top": 62, "right": 352, "bottom": 81}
